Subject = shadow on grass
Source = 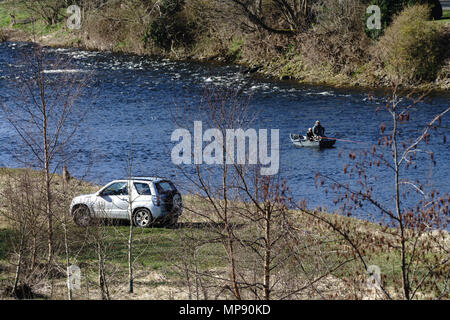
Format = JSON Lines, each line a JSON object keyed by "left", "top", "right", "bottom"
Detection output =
{"left": 90, "top": 219, "right": 244, "bottom": 230}
{"left": 1, "top": 283, "right": 48, "bottom": 300}
{"left": 173, "top": 222, "right": 245, "bottom": 230}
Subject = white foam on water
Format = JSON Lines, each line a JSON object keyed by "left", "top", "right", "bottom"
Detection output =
{"left": 318, "top": 91, "right": 334, "bottom": 96}
{"left": 42, "top": 69, "right": 86, "bottom": 74}
{"left": 248, "top": 83, "right": 271, "bottom": 91}
{"left": 306, "top": 91, "right": 335, "bottom": 96}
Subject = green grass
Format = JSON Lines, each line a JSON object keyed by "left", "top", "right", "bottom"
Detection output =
{"left": 443, "top": 10, "right": 450, "bottom": 19}
{"left": 0, "top": 2, "right": 31, "bottom": 28}
{"left": 69, "top": 223, "right": 227, "bottom": 273}
{"left": 13, "top": 20, "right": 62, "bottom": 36}
{"left": 227, "top": 37, "right": 243, "bottom": 62}
{"left": 0, "top": 6, "right": 10, "bottom": 28}
{"left": 0, "top": 2, "right": 64, "bottom": 36}
{"left": 435, "top": 10, "right": 450, "bottom": 24}
{"left": 0, "top": 169, "right": 447, "bottom": 299}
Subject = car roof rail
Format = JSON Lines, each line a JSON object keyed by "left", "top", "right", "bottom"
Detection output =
{"left": 128, "top": 176, "right": 167, "bottom": 182}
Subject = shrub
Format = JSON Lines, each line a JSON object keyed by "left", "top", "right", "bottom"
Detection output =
{"left": 365, "top": 0, "right": 443, "bottom": 39}
{"left": 376, "top": 4, "right": 445, "bottom": 83}
{"left": 407, "top": 0, "right": 443, "bottom": 20}
{"left": 0, "top": 29, "right": 6, "bottom": 42}
{"left": 301, "top": 0, "right": 369, "bottom": 75}
{"left": 226, "top": 38, "right": 243, "bottom": 62}
{"left": 83, "top": 2, "right": 149, "bottom": 53}
{"left": 145, "top": 0, "right": 197, "bottom": 51}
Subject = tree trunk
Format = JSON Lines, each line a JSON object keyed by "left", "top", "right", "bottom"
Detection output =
{"left": 42, "top": 85, "right": 53, "bottom": 268}
{"left": 263, "top": 206, "right": 271, "bottom": 300}
{"left": 392, "top": 98, "right": 410, "bottom": 300}
{"left": 223, "top": 166, "right": 241, "bottom": 300}
{"left": 64, "top": 224, "right": 72, "bottom": 300}
{"left": 30, "top": 235, "right": 37, "bottom": 273}
{"left": 97, "top": 241, "right": 109, "bottom": 300}
{"left": 226, "top": 228, "right": 241, "bottom": 299}
{"left": 128, "top": 186, "right": 134, "bottom": 294}
{"left": 128, "top": 224, "right": 133, "bottom": 294}
{"left": 13, "top": 226, "right": 26, "bottom": 297}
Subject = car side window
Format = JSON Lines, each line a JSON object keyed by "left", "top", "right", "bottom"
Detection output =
{"left": 155, "top": 181, "right": 174, "bottom": 193}
{"left": 101, "top": 182, "right": 128, "bottom": 196}
{"left": 134, "top": 183, "right": 151, "bottom": 195}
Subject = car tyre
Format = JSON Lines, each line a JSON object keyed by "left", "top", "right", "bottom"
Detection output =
{"left": 133, "top": 208, "right": 153, "bottom": 228}
{"left": 173, "top": 194, "right": 182, "bottom": 210}
{"left": 73, "top": 205, "right": 92, "bottom": 227}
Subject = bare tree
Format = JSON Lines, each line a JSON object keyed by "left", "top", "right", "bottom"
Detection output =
{"left": 0, "top": 168, "right": 51, "bottom": 298}
{"left": 1, "top": 170, "right": 32, "bottom": 298}
{"left": 225, "top": 0, "right": 318, "bottom": 34}
{"left": 0, "top": 45, "right": 88, "bottom": 269}
{"left": 171, "top": 88, "right": 349, "bottom": 299}
{"left": 311, "top": 85, "right": 449, "bottom": 299}
{"left": 12, "top": 0, "right": 68, "bottom": 25}
{"left": 126, "top": 146, "right": 135, "bottom": 294}
{"left": 91, "top": 217, "right": 111, "bottom": 300}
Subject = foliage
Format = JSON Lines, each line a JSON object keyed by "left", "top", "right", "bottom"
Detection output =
{"left": 376, "top": 4, "right": 445, "bottom": 83}
{"left": 16, "top": 0, "right": 67, "bottom": 25}
{"left": 227, "top": 0, "right": 318, "bottom": 34}
{"left": 365, "top": 0, "right": 443, "bottom": 39}
{"left": 145, "top": 0, "right": 197, "bottom": 51}
{"left": 301, "top": 0, "right": 369, "bottom": 75}
{"left": 0, "top": 29, "right": 6, "bottom": 42}
{"left": 407, "top": 0, "right": 443, "bottom": 19}
{"left": 226, "top": 37, "right": 243, "bottom": 62}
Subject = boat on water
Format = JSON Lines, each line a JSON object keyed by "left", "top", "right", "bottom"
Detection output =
{"left": 290, "top": 134, "right": 336, "bottom": 148}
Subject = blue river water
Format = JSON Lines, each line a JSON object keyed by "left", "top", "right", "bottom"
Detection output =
{"left": 0, "top": 42, "right": 448, "bottom": 223}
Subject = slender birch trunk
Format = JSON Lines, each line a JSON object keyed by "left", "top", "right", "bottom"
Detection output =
{"left": 263, "top": 205, "right": 271, "bottom": 300}
{"left": 391, "top": 94, "right": 410, "bottom": 300}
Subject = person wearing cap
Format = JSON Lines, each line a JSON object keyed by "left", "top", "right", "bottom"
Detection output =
{"left": 306, "top": 128, "right": 314, "bottom": 141}
{"left": 313, "top": 120, "right": 325, "bottom": 137}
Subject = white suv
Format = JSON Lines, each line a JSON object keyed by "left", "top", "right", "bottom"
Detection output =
{"left": 70, "top": 177, "right": 182, "bottom": 227}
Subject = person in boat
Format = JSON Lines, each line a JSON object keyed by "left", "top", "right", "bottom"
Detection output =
{"left": 313, "top": 120, "right": 325, "bottom": 138}
{"left": 306, "top": 128, "right": 314, "bottom": 141}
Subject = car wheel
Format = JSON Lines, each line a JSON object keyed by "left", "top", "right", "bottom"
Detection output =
{"left": 73, "top": 205, "right": 92, "bottom": 227}
{"left": 133, "top": 208, "right": 152, "bottom": 228}
{"left": 173, "top": 194, "right": 182, "bottom": 211}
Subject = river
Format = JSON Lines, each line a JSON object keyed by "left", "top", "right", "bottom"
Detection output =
{"left": 0, "top": 42, "right": 449, "bottom": 223}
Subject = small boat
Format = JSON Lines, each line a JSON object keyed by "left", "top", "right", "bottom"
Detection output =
{"left": 290, "top": 134, "right": 336, "bottom": 148}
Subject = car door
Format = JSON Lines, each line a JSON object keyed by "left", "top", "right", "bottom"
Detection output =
{"left": 96, "top": 182, "right": 129, "bottom": 218}
{"left": 133, "top": 182, "right": 152, "bottom": 207}
{"left": 154, "top": 180, "right": 180, "bottom": 213}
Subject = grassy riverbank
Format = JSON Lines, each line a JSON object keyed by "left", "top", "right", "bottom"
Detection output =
{"left": 0, "top": 1, "right": 449, "bottom": 91}
{"left": 0, "top": 168, "right": 448, "bottom": 299}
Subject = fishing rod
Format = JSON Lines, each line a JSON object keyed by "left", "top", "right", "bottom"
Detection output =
{"left": 321, "top": 136, "right": 366, "bottom": 144}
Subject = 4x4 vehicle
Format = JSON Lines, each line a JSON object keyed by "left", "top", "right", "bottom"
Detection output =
{"left": 70, "top": 177, "right": 182, "bottom": 227}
